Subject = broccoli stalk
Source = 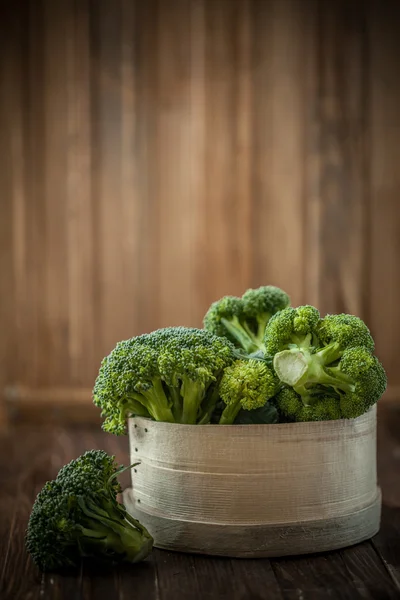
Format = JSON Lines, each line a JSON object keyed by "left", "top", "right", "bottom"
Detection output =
{"left": 273, "top": 343, "right": 356, "bottom": 403}
{"left": 197, "top": 379, "right": 222, "bottom": 425}
{"left": 180, "top": 377, "right": 207, "bottom": 424}
{"left": 203, "top": 286, "right": 290, "bottom": 355}
{"left": 220, "top": 314, "right": 262, "bottom": 354}
{"left": 26, "top": 450, "right": 153, "bottom": 572}
{"left": 75, "top": 496, "right": 151, "bottom": 563}
{"left": 132, "top": 379, "right": 175, "bottom": 423}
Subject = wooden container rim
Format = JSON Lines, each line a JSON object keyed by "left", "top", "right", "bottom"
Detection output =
{"left": 128, "top": 404, "right": 376, "bottom": 431}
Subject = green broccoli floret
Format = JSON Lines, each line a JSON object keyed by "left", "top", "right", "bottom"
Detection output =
{"left": 93, "top": 327, "right": 236, "bottom": 431}
{"left": 218, "top": 359, "right": 278, "bottom": 424}
{"left": 269, "top": 310, "right": 375, "bottom": 403}
{"left": 263, "top": 305, "right": 321, "bottom": 357}
{"left": 273, "top": 387, "right": 342, "bottom": 422}
{"left": 25, "top": 450, "right": 153, "bottom": 572}
{"left": 273, "top": 346, "right": 387, "bottom": 422}
{"left": 203, "top": 286, "right": 290, "bottom": 354}
{"left": 333, "top": 347, "right": 387, "bottom": 418}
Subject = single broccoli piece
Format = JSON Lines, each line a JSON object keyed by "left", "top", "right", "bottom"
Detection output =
{"left": 273, "top": 387, "right": 342, "bottom": 422}
{"left": 218, "top": 359, "right": 278, "bottom": 424}
{"left": 25, "top": 450, "right": 153, "bottom": 572}
{"left": 203, "top": 286, "right": 290, "bottom": 354}
{"left": 272, "top": 346, "right": 386, "bottom": 422}
{"left": 269, "top": 310, "right": 376, "bottom": 404}
{"left": 93, "top": 327, "right": 236, "bottom": 431}
{"left": 316, "top": 313, "right": 375, "bottom": 353}
{"left": 264, "top": 305, "right": 321, "bottom": 358}
{"left": 333, "top": 346, "right": 387, "bottom": 418}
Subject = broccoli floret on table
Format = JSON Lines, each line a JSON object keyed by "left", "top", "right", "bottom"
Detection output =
{"left": 26, "top": 450, "right": 153, "bottom": 572}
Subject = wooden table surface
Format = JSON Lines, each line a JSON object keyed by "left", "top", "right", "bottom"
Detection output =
{"left": 1, "top": 404, "right": 400, "bottom": 600}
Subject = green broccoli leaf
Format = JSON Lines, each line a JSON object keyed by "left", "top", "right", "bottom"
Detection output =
{"left": 234, "top": 402, "right": 279, "bottom": 425}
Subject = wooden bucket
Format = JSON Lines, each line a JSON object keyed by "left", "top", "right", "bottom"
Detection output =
{"left": 122, "top": 405, "right": 380, "bottom": 557}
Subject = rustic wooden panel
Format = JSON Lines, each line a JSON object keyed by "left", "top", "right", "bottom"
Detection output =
{"left": 305, "top": 0, "right": 370, "bottom": 319}
{"left": 0, "top": 0, "right": 399, "bottom": 415}
{"left": 369, "top": 0, "right": 400, "bottom": 382}
{"left": 66, "top": 0, "right": 96, "bottom": 386}
{"left": 251, "top": 0, "right": 306, "bottom": 306}
{"left": 0, "top": 6, "right": 17, "bottom": 424}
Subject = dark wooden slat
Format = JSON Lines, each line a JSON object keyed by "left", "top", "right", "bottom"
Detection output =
{"left": 226, "top": 557, "right": 283, "bottom": 600}
{"left": 117, "top": 556, "right": 159, "bottom": 600}
{"left": 155, "top": 550, "right": 283, "bottom": 600}
{"left": 40, "top": 573, "right": 84, "bottom": 600}
{"left": 340, "top": 542, "right": 399, "bottom": 600}
{"left": 82, "top": 563, "right": 120, "bottom": 600}
{"left": 372, "top": 506, "right": 400, "bottom": 594}
{"left": 271, "top": 551, "right": 366, "bottom": 600}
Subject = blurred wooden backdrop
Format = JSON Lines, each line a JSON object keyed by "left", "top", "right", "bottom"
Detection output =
{"left": 0, "top": 0, "right": 399, "bottom": 423}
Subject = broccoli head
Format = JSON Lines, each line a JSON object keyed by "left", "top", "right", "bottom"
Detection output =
{"left": 263, "top": 305, "right": 321, "bottom": 357}
{"left": 265, "top": 307, "right": 386, "bottom": 420}
{"left": 333, "top": 346, "right": 387, "bottom": 418}
{"left": 273, "top": 387, "right": 342, "bottom": 422}
{"left": 203, "top": 285, "right": 290, "bottom": 354}
{"left": 273, "top": 346, "right": 386, "bottom": 422}
{"left": 316, "top": 313, "right": 375, "bottom": 354}
{"left": 218, "top": 359, "right": 278, "bottom": 424}
{"left": 26, "top": 450, "right": 153, "bottom": 572}
{"left": 93, "top": 326, "right": 236, "bottom": 431}
{"left": 269, "top": 310, "right": 375, "bottom": 400}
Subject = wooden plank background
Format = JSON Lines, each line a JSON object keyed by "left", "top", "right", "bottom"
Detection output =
{"left": 0, "top": 0, "right": 399, "bottom": 421}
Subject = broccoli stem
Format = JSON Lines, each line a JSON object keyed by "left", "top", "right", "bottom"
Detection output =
{"left": 315, "top": 342, "right": 343, "bottom": 365}
{"left": 255, "top": 312, "right": 271, "bottom": 343}
{"left": 219, "top": 398, "right": 241, "bottom": 425}
{"left": 273, "top": 349, "right": 356, "bottom": 395}
{"left": 273, "top": 350, "right": 309, "bottom": 386}
{"left": 220, "top": 316, "right": 260, "bottom": 354}
{"left": 136, "top": 379, "right": 175, "bottom": 422}
{"left": 168, "top": 386, "right": 183, "bottom": 422}
{"left": 123, "top": 396, "right": 152, "bottom": 419}
{"left": 77, "top": 499, "right": 153, "bottom": 563}
{"left": 197, "top": 382, "right": 221, "bottom": 425}
{"left": 180, "top": 378, "right": 206, "bottom": 424}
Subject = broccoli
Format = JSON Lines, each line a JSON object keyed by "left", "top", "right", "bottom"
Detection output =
{"left": 273, "top": 387, "right": 342, "bottom": 422}
{"left": 203, "top": 286, "right": 290, "bottom": 355}
{"left": 25, "top": 450, "right": 153, "bottom": 572}
{"left": 93, "top": 327, "right": 236, "bottom": 431}
{"left": 268, "top": 310, "right": 376, "bottom": 402}
{"left": 335, "top": 346, "right": 387, "bottom": 418}
{"left": 265, "top": 308, "right": 387, "bottom": 421}
{"left": 218, "top": 359, "right": 278, "bottom": 424}
{"left": 274, "top": 346, "right": 386, "bottom": 422}
{"left": 263, "top": 305, "right": 321, "bottom": 358}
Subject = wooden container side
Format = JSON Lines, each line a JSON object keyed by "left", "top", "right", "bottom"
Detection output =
{"left": 124, "top": 406, "right": 380, "bottom": 557}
